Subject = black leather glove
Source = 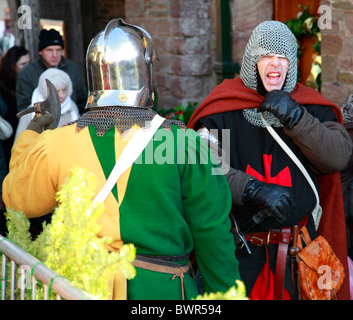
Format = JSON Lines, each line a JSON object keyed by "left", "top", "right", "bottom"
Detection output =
{"left": 258, "top": 90, "right": 304, "bottom": 130}
{"left": 27, "top": 113, "right": 56, "bottom": 133}
{"left": 242, "top": 179, "right": 295, "bottom": 225}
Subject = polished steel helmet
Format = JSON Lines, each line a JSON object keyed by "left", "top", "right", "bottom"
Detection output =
{"left": 85, "top": 18, "right": 158, "bottom": 110}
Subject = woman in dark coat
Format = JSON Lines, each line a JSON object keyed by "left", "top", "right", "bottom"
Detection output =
{"left": 0, "top": 45, "right": 30, "bottom": 164}
{"left": 0, "top": 45, "right": 30, "bottom": 235}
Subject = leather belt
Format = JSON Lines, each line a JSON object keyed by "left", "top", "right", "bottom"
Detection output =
{"left": 133, "top": 255, "right": 191, "bottom": 275}
{"left": 245, "top": 229, "right": 292, "bottom": 300}
{"left": 133, "top": 254, "right": 191, "bottom": 300}
{"left": 275, "top": 228, "right": 291, "bottom": 300}
{"left": 245, "top": 230, "right": 292, "bottom": 247}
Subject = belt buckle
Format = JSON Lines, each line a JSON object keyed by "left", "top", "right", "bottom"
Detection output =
{"left": 249, "top": 236, "right": 264, "bottom": 247}
{"left": 250, "top": 229, "right": 273, "bottom": 247}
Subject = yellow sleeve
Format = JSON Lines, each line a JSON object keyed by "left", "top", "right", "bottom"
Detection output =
{"left": 3, "top": 130, "right": 57, "bottom": 217}
{"left": 9, "top": 130, "right": 39, "bottom": 170}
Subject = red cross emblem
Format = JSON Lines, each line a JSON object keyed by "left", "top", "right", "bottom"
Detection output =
{"left": 246, "top": 154, "right": 292, "bottom": 187}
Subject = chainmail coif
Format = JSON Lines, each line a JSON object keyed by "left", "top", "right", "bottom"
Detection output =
{"left": 240, "top": 20, "right": 298, "bottom": 93}
{"left": 75, "top": 106, "right": 186, "bottom": 136}
{"left": 240, "top": 20, "right": 298, "bottom": 128}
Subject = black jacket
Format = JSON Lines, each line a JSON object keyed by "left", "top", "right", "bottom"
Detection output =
{"left": 16, "top": 56, "right": 86, "bottom": 114}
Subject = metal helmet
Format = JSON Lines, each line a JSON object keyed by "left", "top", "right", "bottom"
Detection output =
{"left": 240, "top": 20, "right": 298, "bottom": 93}
{"left": 85, "top": 18, "right": 158, "bottom": 110}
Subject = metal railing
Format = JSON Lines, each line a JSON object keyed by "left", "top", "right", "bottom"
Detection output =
{"left": 0, "top": 235, "right": 95, "bottom": 300}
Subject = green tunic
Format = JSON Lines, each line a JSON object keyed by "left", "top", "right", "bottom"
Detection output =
{"left": 90, "top": 124, "right": 240, "bottom": 299}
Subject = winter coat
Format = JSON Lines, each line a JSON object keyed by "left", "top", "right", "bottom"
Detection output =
{"left": 16, "top": 56, "right": 86, "bottom": 114}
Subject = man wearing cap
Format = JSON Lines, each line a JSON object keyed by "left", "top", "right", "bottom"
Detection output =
{"left": 16, "top": 29, "right": 86, "bottom": 114}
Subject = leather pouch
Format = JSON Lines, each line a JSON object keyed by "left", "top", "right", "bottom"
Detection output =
{"left": 296, "top": 226, "right": 345, "bottom": 300}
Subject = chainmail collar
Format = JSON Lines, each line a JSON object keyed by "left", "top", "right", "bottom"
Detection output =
{"left": 74, "top": 106, "right": 187, "bottom": 136}
{"left": 242, "top": 108, "right": 283, "bottom": 128}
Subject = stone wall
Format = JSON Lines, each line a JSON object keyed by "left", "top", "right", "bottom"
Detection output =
{"left": 81, "top": 0, "right": 353, "bottom": 110}
{"left": 125, "top": 0, "right": 216, "bottom": 110}
{"left": 124, "top": 0, "right": 353, "bottom": 110}
{"left": 230, "top": 0, "right": 273, "bottom": 70}
{"left": 321, "top": 0, "right": 353, "bottom": 107}
{"left": 123, "top": 0, "right": 275, "bottom": 110}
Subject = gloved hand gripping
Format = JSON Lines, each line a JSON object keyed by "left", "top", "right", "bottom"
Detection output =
{"left": 27, "top": 113, "right": 56, "bottom": 133}
{"left": 242, "top": 179, "right": 295, "bottom": 225}
{"left": 259, "top": 90, "right": 304, "bottom": 130}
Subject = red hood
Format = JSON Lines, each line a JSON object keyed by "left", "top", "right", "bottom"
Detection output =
{"left": 187, "top": 77, "right": 343, "bottom": 128}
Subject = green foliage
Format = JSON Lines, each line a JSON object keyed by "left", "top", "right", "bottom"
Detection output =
{"left": 155, "top": 101, "right": 198, "bottom": 125}
{"left": 285, "top": 5, "right": 321, "bottom": 57}
{"left": 1, "top": 167, "right": 136, "bottom": 300}
{"left": 285, "top": 4, "right": 321, "bottom": 90}
{"left": 1, "top": 209, "right": 49, "bottom": 300}
{"left": 194, "top": 280, "right": 248, "bottom": 300}
{"left": 45, "top": 167, "right": 136, "bottom": 299}
{"left": 5, "top": 208, "right": 48, "bottom": 262}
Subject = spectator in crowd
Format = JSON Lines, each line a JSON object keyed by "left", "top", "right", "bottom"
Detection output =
{"left": 16, "top": 29, "right": 86, "bottom": 115}
{"left": 15, "top": 68, "right": 80, "bottom": 139}
{"left": 0, "top": 45, "right": 30, "bottom": 164}
{"left": 0, "top": 10, "right": 16, "bottom": 56}
{"left": 0, "top": 46, "right": 30, "bottom": 236}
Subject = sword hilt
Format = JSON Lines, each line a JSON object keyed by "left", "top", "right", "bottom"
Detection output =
{"left": 289, "top": 224, "right": 300, "bottom": 256}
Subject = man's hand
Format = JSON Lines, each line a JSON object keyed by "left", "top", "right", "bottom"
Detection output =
{"left": 242, "top": 179, "right": 295, "bottom": 225}
{"left": 27, "top": 113, "right": 56, "bottom": 133}
{"left": 259, "top": 90, "right": 304, "bottom": 130}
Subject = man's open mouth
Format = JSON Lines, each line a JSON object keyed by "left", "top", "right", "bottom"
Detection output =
{"left": 266, "top": 72, "right": 281, "bottom": 84}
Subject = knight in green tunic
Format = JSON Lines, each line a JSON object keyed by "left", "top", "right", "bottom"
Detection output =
{"left": 3, "top": 19, "right": 241, "bottom": 300}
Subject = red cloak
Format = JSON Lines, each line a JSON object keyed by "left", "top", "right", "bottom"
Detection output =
{"left": 188, "top": 77, "right": 350, "bottom": 299}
